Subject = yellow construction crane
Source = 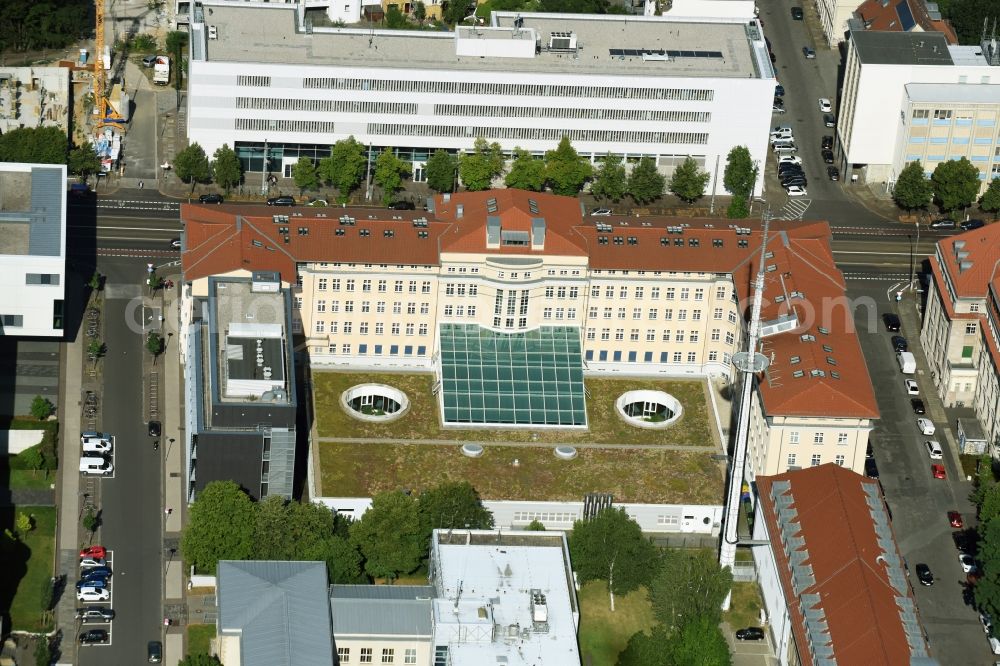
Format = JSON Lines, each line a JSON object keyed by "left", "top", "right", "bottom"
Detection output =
{"left": 94, "top": 0, "right": 126, "bottom": 130}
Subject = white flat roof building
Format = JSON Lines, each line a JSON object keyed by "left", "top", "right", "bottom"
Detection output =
{"left": 187, "top": 5, "right": 774, "bottom": 195}
{"left": 430, "top": 529, "right": 580, "bottom": 666}
{"left": 0, "top": 163, "right": 66, "bottom": 338}
{"left": 838, "top": 28, "right": 1000, "bottom": 188}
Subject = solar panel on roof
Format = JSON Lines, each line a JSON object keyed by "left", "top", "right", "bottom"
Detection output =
{"left": 610, "top": 47, "right": 724, "bottom": 59}
{"left": 896, "top": 0, "right": 916, "bottom": 31}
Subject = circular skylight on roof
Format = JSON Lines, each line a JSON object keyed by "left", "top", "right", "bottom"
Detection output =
{"left": 615, "top": 390, "right": 683, "bottom": 430}
{"left": 341, "top": 384, "right": 409, "bottom": 423}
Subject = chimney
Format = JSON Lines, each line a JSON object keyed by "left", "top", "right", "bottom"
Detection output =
{"left": 457, "top": 204, "right": 464, "bottom": 219}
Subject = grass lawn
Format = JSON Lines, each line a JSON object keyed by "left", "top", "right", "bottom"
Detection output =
{"left": 3, "top": 506, "right": 56, "bottom": 632}
{"left": 723, "top": 581, "right": 764, "bottom": 631}
{"left": 187, "top": 624, "right": 216, "bottom": 655}
{"left": 313, "top": 372, "right": 713, "bottom": 447}
{"left": 319, "top": 441, "right": 723, "bottom": 504}
{"left": 7, "top": 469, "right": 55, "bottom": 491}
{"left": 578, "top": 581, "right": 656, "bottom": 666}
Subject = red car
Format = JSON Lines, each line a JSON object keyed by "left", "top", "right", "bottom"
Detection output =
{"left": 932, "top": 464, "right": 947, "bottom": 479}
{"left": 949, "top": 511, "right": 964, "bottom": 528}
{"left": 79, "top": 545, "right": 106, "bottom": 559}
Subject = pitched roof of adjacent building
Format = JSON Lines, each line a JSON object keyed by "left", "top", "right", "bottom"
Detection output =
{"left": 756, "top": 465, "right": 932, "bottom": 665}
{"left": 329, "top": 585, "right": 434, "bottom": 637}
{"left": 181, "top": 190, "right": 878, "bottom": 419}
{"left": 217, "top": 560, "right": 334, "bottom": 666}
{"left": 932, "top": 223, "right": 1000, "bottom": 300}
{"left": 854, "top": 0, "right": 957, "bottom": 44}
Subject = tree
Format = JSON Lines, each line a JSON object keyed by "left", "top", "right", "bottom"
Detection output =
{"left": 0, "top": 126, "right": 66, "bottom": 164}
{"left": 318, "top": 137, "right": 368, "bottom": 203}
{"left": 82, "top": 508, "right": 99, "bottom": 534}
{"left": 418, "top": 481, "right": 494, "bottom": 541}
{"left": 178, "top": 655, "right": 223, "bottom": 666}
{"left": 349, "top": 490, "right": 425, "bottom": 580}
{"left": 617, "top": 627, "right": 669, "bottom": 666}
{"left": 385, "top": 5, "right": 408, "bottom": 28}
{"left": 87, "top": 340, "right": 106, "bottom": 365}
{"left": 723, "top": 145, "right": 757, "bottom": 201}
{"left": 981, "top": 483, "right": 1000, "bottom": 538}
{"left": 212, "top": 144, "right": 242, "bottom": 193}
{"left": 459, "top": 138, "right": 505, "bottom": 191}
{"left": 540, "top": 0, "right": 611, "bottom": 10}
{"left": 373, "top": 149, "right": 411, "bottom": 205}
{"left": 526, "top": 520, "right": 546, "bottom": 531}
{"left": 443, "top": 0, "right": 470, "bottom": 25}
{"left": 662, "top": 615, "right": 732, "bottom": 666}
{"left": 15, "top": 512, "right": 32, "bottom": 535}
{"left": 628, "top": 157, "right": 665, "bottom": 205}
{"left": 569, "top": 507, "right": 659, "bottom": 611}
{"left": 504, "top": 148, "right": 546, "bottom": 191}
{"left": 981, "top": 178, "right": 1000, "bottom": 218}
{"left": 165, "top": 31, "right": 189, "bottom": 88}
{"left": 976, "top": 517, "right": 1000, "bottom": 627}
{"left": 182, "top": 481, "right": 256, "bottom": 573}
{"left": 648, "top": 549, "right": 733, "bottom": 631}
{"left": 0, "top": 0, "right": 90, "bottom": 53}
{"left": 727, "top": 198, "right": 750, "bottom": 219}
{"left": 932, "top": 157, "right": 980, "bottom": 212}
{"left": 325, "top": 535, "right": 367, "bottom": 584}
{"left": 291, "top": 156, "right": 319, "bottom": 194}
{"left": 591, "top": 153, "right": 628, "bottom": 203}
{"left": 33, "top": 637, "right": 50, "bottom": 666}
{"left": 426, "top": 149, "right": 458, "bottom": 193}
{"left": 88, "top": 271, "right": 103, "bottom": 291}
{"left": 413, "top": 1, "right": 426, "bottom": 21}
{"left": 544, "top": 136, "right": 592, "bottom": 196}
{"left": 974, "top": 454, "right": 999, "bottom": 509}
{"left": 68, "top": 142, "right": 101, "bottom": 180}
{"left": 146, "top": 331, "right": 164, "bottom": 363}
{"left": 175, "top": 143, "right": 211, "bottom": 192}
{"left": 893, "top": 160, "right": 932, "bottom": 211}
{"left": 669, "top": 156, "right": 710, "bottom": 204}
{"left": 29, "top": 395, "right": 54, "bottom": 421}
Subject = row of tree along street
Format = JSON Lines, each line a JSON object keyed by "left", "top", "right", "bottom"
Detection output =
{"left": 172, "top": 135, "right": 759, "bottom": 216}
{"left": 893, "top": 157, "right": 1000, "bottom": 218}
{"left": 181, "top": 481, "right": 734, "bottom": 665}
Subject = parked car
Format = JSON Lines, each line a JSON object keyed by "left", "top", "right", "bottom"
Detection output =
{"left": 917, "top": 418, "right": 936, "bottom": 435}
{"left": 777, "top": 155, "right": 801, "bottom": 165}
{"left": 76, "top": 578, "right": 109, "bottom": 591}
{"left": 865, "top": 458, "right": 880, "bottom": 479}
{"left": 866, "top": 441, "right": 875, "bottom": 459}
{"left": 80, "top": 557, "right": 106, "bottom": 569}
{"left": 949, "top": 511, "right": 964, "bottom": 528}
{"left": 911, "top": 398, "right": 926, "bottom": 415}
{"left": 818, "top": 98, "right": 833, "bottom": 113}
{"left": 916, "top": 563, "right": 934, "bottom": 586}
{"left": 775, "top": 83, "right": 785, "bottom": 96}
{"left": 822, "top": 149, "right": 835, "bottom": 164}
{"left": 198, "top": 193, "right": 224, "bottom": 204}
{"left": 306, "top": 198, "right": 328, "bottom": 207}
{"left": 80, "top": 545, "right": 107, "bottom": 559}
{"left": 791, "top": 6, "right": 804, "bottom": 19}
{"left": 891, "top": 335, "right": 908, "bottom": 352}
{"left": 827, "top": 166, "right": 840, "bottom": 181}
{"left": 823, "top": 113, "right": 836, "bottom": 127}
{"left": 142, "top": 54, "right": 158, "bottom": 67}
{"left": 883, "top": 313, "right": 901, "bottom": 331}
{"left": 76, "top": 606, "right": 115, "bottom": 623}
{"left": 148, "top": 420, "right": 161, "bottom": 437}
{"left": 961, "top": 219, "right": 986, "bottom": 231}
{"left": 79, "top": 629, "right": 109, "bottom": 645}
{"left": 388, "top": 201, "right": 415, "bottom": 210}
{"left": 736, "top": 627, "right": 765, "bottom": 640}
{"left": 981, "top": 611, "right": 993, "bottom": 635}
{"left": 79, "top": 456, "right": 113, "bottom": 476}
{"left": 266, "top": 196, "right": 295, "bottom": 206}
{"left": 931, "top": 463, "right": 947, "bottom": 479}
{"left": 590, "top": 208, "right": 612, "bottom": 216}
{"left": 785, "top": 185, "right": 807, "bottom": 197}
{"left": 772, "top": 104, "right": 786, "bottom": 114}
{"left": 76, "top": 586, "right": 110, "bottom": 602}
{"left": 822, "top": 135, "right": 834, "bottom": 149}
{"left": 148, "top": 640, "right": 163, "bottom": 663}
{"left": 905, "top": 379, "right": 919, "bottom": 395}
{"left": 82, "top": 438, "right": 112, "bottom": 454}
{"left": 802, "top": 46, "right": 816, "bottom": 58}
{"left": 930, "top": 218, "right": 956, "bottom": 229}
{"left": 960, "top": 553, "right": 978, "bottom": 574}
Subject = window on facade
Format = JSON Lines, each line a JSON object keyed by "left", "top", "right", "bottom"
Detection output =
{"left": 615, "top": 329, "right": 624, "bottom": 341}
{"left": 673, "top": 352, "right": 683, "bottom": 362}
{"left": 725, "top": 331, "right": 735, "bottom": 345}
{"left": 630, "top": 329, "right": 639, "bottom": 341}
{"left": 315, "top": 320, "right": 325, "bottom": 333}
{"left": 605, "top": 286, "right": 614, "bottom": 298}
{"left": 318, "top": 278, "right": 328, "bottom": 291}
{"left": 933, "top": 109, "right": 952, "bottom": 120}
{"left": 966, "top": 323, "right": 979, "bottom": 334}
{"left": 713, "top": 307, "right": 723, "bottom": 320}
{"left": 813, "top": 433, "right": 824, "bottom": 444}
{"left": 316, "top": 300, "right": 326, "bottom": 312}
{"left": 603, "top": 308, "right": 612, "bottom": 319}
{"left": 591, "top": 286, "right": 600, "bottom": 298}
{"left": 404, "top": 649, "right": 417, "bottom": 664}
{"left": 338, "top": 647, "right": 351, "bottom": 663}
{"left": 913, "top": 109, "right": 929, "bottom": 119}
{"left": 676, "top": 331, "right": 685, "bottom": 342}
{"left": 618, "top": 308, "right": 626, "bottom": 319}
{"left": 708, "top": 351, "right": 718, "bottom": 361}
{"left": 787, "top": 453, "right": 797, "bottom": 467}
{"left": 811, "top": 454, "right": 822, "bottom": 466}
{"left": 632, "top": 307, "right": 642, "bottom": 319}
{"left": 666, "top": 288, "right": 675, "bottom": 299}
{"left": 587, "top": 328, "right": 596, "bottom": 340}
{"left": 837, "top": 433, "right": 848, "bottom": 444}
{"left": 789, "top": 431, "right": 800, "bottom": 444}
{"left": 646, "top": 329, "right": 655, "bottom": 341}
{"left": 332, "top": 279, "right": 341, "bottom": 291}
{"left": 382, "top": 648, "right": 395, "bottom": 663}
{"left": 835, "top": 454, "right": 845, "bottom": 466}
{"left": 360, "top": 648, "right": 373, "bottom": 663}
{"left": 601, "top": 328, "right": 610, "bottom": 340}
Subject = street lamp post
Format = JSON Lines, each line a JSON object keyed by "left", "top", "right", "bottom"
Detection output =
{"left": 261, "top": 139, "right": 268, "bottom": 196}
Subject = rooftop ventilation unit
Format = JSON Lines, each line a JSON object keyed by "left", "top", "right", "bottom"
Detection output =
{"left": 548, "top": 31, "right": 577, "bottom": 52}
{"left": 486, "top": 197, "right": 498, "bottom": 213}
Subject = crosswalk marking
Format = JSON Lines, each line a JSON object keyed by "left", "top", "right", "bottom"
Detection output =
{"left": 775, "top": 198, "right": 811, "bottom": 220}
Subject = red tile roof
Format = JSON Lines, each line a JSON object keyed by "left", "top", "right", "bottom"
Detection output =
{"left": 180, "top": 191, "right": 878, "bottom": 419}
{"left": 855, "top": 0, "right": 958, "bottom": 44}
{"left": 756, "top": 464, "right": 930, "bottom": 665}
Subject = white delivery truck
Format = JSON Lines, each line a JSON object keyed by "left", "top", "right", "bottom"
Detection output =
{"left": 153, "top": 56, "right": 170, "bottom": 85}
{"left": 897, "top": 351, "right": 916, "bottom": 374}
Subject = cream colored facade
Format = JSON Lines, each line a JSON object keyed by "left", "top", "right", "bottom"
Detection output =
{"left": 335, "top": 639, "right": 429, "bottom": 666}
{"left": 293, "top": 259, "right": 741, "bottom": 377}
{"left": 921, "top": 269, "right": 983, "bottom": 407}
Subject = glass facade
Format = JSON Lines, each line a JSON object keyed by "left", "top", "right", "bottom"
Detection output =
{"left": 439, "top": 324, "right": 586, "bottom": 426}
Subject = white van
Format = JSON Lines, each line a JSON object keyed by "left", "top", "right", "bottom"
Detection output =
{"left": 897, "top": 351, "right": 916, "bottom": 374}
{"left": 80, "top": 456, "right": 113, "bottom": 476}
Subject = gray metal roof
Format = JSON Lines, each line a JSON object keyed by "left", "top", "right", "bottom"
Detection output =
{"left": 329, "top": 585, "right": 434, "bottom": 637}
{"left": 851, "top": 29, "right": 953, "bottom": 66}
{"left": 0, "top": 164, "right": 64, "bottom": 257}
{"left": 905, "top": 82, "right": 1000, "bottom": 104}
{"left": 217, "top": 561, "right": 334, "bottom": 666}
